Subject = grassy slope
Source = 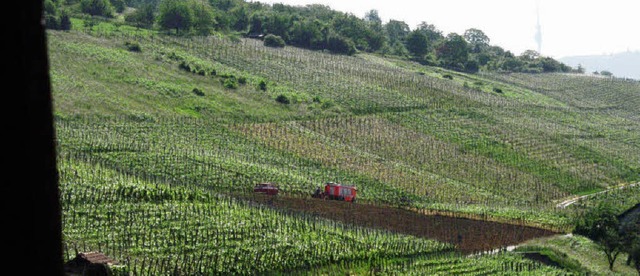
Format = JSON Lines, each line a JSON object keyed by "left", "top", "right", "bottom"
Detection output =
{"left": 50, "top": 19, "right": 639, "bottom": 274}
{"left": 518, "top": 234, "right": 637, "bottom": 275}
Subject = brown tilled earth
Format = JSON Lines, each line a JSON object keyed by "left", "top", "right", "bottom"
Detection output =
{"left": 245, "top": 194, "right": 558, "bottom": 254}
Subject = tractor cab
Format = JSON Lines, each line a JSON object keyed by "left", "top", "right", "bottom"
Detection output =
{"left": 313, "top": 182, "right": 357, "bottom": 202}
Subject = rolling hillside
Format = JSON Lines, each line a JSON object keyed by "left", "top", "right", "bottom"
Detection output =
{"left": 50, "top": 19, "right": 640, "bottom": 275}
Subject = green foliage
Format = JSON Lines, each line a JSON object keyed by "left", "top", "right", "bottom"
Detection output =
{"left": 263, "top": 34, "right": 285, "bottom": 48}
{"left": 109, "top": 0, "right": 125, "bottom": 13}
{"left": 405, "top": 30, "right": 429, "bottom": 58}
{"left": 125, "top": 3, "right": 156, "bottom": 28}
{"left": 45, "top": 0, "right": 57, "bottom": 15}
{"left": 45, "top": 1, "right": 72, "bottom": 30}
{"left": 80, "top": 0, "right": 114, "bottom": 17}
{"left": 327, "top": 34, "right": 355, "bottom": 55}
{"left": 188, "top": 0, "right": 216, "bottom": 35}
{"left": 157, "top": 0, "right": 193, "bottom": 34}
{"left": 600, "top": 70, "right": 613, "bottom": 77}
{"left": 437, "top": 33, "right": 469, "bottom": 72}
{"left": 464, "top": 28, "right": 490, "bottom": 53}
{"left": 384, "top": 20, "right": 410, "bottom": 44}
{"left": 574, "top": 202, "right": 623, "bottom": 271}
{"left": 289, "top": 19, "right": 324, "bottom": 49}
{"left": 223, "top": 77, "right": 238, "bottom": 89}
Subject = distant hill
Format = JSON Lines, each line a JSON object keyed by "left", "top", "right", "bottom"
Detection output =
{"left": 560, "top": 51, "right": 640, "bottom": 80}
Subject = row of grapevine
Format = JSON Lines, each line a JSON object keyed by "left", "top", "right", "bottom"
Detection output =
{"left": 60, "top": 157, "right": 455, "bottom": 274}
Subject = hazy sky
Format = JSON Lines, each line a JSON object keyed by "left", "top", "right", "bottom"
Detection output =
{"left": 255, "top": 0, "right": 640, "bottom": 59}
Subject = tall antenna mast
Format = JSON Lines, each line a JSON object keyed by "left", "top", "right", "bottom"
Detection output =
{"left": 535, "top": 0, "right": 542, "bottom": 54}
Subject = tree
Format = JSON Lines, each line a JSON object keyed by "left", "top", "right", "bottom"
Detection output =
{"left": 415, "top": 21, "right": 443, "bottom": 42}
{"left": 189, "top": 0, "right": 216, "bottom": 35}
{"left": 384, "top": 20, "right": 410, "bottom": 44}
{"left": 125, "top": 3, "right": 156, "bottom": 28}
{"left": 463, "top": 28, "right": 490, "bottom": 53}
{"left": 600, "top": 70, "right": 614, "bottom": 77}
{"left": 364, "top": 9, "right": 382, "bottom": 25}
{"left": 80, "top": 0, "right": 114, "bottom": 17}
{"left": 539, "top": 57, "right": 563, "bottom": 72}
{"left": 332, "top": 13, "right": 376, "bottom": 51}
{"left": 520, "top": 50, "right": 540, "bottom": 61}
{"left": 262, "top": 12, "right": 292, "bottom": 40}
{"left": 157, "top": 0, "right": 194, "bottom": 34}
{"left": 436, "top": 33, "right": 469, "bottom": 71}
{"left": 59, "top": 10, "right": 72, "bottom": 30}
{"left": 574, "top": 203, "right": 624, "bottom": 271}
{"left": 110, "top": 0, "right": 125, "bottom": 13}
{"left": 405, "top": 30, "right": 429, "bottom": 59}
{"left": 290, "top": 19, "right": 323, "bottom": 49}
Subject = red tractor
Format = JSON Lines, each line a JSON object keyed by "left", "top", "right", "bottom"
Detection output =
{"left": 312, "top": 182, "right": 357, "bottom": 202}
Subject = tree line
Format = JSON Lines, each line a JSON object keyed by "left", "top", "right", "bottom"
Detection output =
{"left": 45, "top": 0, "right": 576, "bottom": 74}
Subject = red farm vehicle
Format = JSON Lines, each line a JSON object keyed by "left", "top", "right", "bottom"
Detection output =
{"left": 254, "top": 182, "right": 279, "bottom": 195}
{"left": 312, "top": 182, "right": 357, "bottom": 203}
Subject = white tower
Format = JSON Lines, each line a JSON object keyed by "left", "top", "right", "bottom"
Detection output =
{"left": 534, "top": 0, "right": 542, "bottom": 54}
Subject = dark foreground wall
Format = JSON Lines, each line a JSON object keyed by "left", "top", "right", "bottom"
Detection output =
{"left": 17, "top": 1, "right": 63, "bottom": 275}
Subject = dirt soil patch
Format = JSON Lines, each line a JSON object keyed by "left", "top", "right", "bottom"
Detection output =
{"left": 244, "top": 194, "right": 558, "bottom": 254}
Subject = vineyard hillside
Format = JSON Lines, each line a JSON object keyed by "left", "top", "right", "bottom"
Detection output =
{"left": 50, "top": 20, "right": 640, "bottom": 275}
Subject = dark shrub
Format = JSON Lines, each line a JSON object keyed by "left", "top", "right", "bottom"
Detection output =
{"left": 192, "top": 88, "right": 204, "bottom": 96}
{"left": 125, "top": 41, "right": 141, "bottom": 52}
{"left": 264, "top": 34, "right": 285, "bottom": 48}
{"left": 493, "top": 87, "right": 503, "bottom": 93}
{"left": 238, "top": 76, "right": 247, "bottom": 84}
{"left": 276, "top": 94, "right": 290, "bottom": 104}
{"left": 327, "top": 35, "right": 356, "bottom": 55}
{"left": 60, "top": 12, "right": 71, "bottom": 30}
{"left": 45, "top": 14, "right": 59, "bottom": 30}
{"left": 258, "top": 80, "right": 267, "bottom": 91}
{"left": 443, "top": 74, "right": 453, "bottom": 80}
{"left": 179, "top": 61, "right": 192, "bottom": 72}
{"left": 465, "top": 60, "right": 479, "bottom": 73}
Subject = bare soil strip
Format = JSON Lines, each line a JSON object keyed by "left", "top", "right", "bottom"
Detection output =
{"left": 245, "top": 195, "right": 557, "bottom": 254}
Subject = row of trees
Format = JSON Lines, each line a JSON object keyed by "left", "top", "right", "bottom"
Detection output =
{"left": 46, "top": 0, "right": 575, "bottom": 74}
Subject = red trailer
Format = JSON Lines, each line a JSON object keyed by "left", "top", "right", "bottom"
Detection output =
{"left": 254, "top": 183, "right": 279, "bottom": 195}
{"left": 312, "top": 182, "right": 357, "bottom": 202}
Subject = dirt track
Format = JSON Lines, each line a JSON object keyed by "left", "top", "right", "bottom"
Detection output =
{"left": 556, "top": 182, "right": 639, "bottom": 208}
{"left": 245, "top": 195, "right": 557, "bottom": 254}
